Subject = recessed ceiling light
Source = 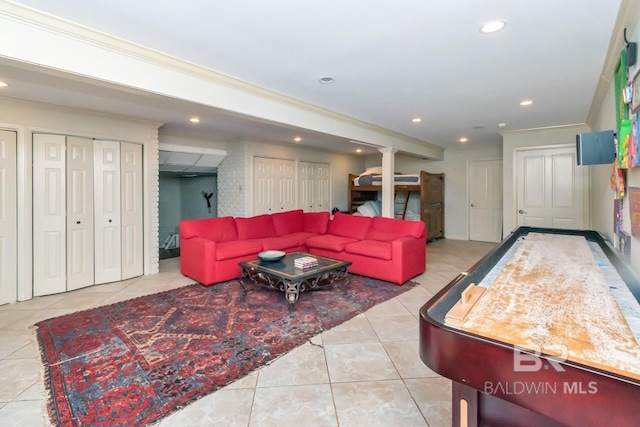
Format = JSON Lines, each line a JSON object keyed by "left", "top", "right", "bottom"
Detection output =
{"left": 318, "top": 76, "right": 335, "bottom": 84}
{"left": 498, "top": 122, "right": 507, "bottom": 128}
{"left": 356, "top": 148, "right": 362, "bottom": 153}
{"left": 412, "top": 118, "right": 422, "bottom": 123}
{"left": 480, "top": 20, "right": 506, "bottom": 33}
{"left": 519, "top": 100, "right": 533, "bottom": 106}
{"left": 294, "top": 136, "right": 302, "bottom": 142}
{"left": 189, "top": 117, "right": 200, "bottom": 123}
{"left": 0, "top": 81, "right": 8, "bottom": 88}
{"left": 459, "top": 137, "right": 468, "bottom": 143}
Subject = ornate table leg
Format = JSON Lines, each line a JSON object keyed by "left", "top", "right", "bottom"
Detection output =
{"left": 285, "top": 281, "right": 301, "bottom": 305}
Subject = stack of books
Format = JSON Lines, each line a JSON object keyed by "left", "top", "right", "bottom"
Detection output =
{"left": 294, "top": 256, "right": 318, "bottom": 269}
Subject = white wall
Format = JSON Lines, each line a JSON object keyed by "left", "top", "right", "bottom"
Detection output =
{"left": 0, "top": 97, "right": 160, "bottom": 301}
{"left": 589, "top": 1, "right": 640, "bottom": 273}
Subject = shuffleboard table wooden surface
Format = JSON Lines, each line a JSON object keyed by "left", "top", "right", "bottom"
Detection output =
{"left": 419, "top": 227, "right": 640, "bottom": 427}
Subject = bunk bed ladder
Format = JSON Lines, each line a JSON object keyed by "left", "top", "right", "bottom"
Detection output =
{"left": 394, "top": 190, "right": 410, "bottom": 219}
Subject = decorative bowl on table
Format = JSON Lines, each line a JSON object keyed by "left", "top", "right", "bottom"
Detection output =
{"left": 258, "top": 250, "right": 286, "bottom": 262}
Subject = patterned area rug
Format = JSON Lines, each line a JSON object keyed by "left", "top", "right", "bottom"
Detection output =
{"left": 36, "top": 275, "right": 417, "bottom": 427}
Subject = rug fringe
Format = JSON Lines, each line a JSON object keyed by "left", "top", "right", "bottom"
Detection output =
{"left": 34, "top": 326, "right": 59, "bottom": 427}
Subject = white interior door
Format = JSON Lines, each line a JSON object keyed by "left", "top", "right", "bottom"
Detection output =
{"left": 0, "top": 130, "right": 17, "bottom": 304}
{"left": 94, "top": 140, "right": 121, "bottom": 284}
{"left": 254, "top": 157, "right": 274, "bottom": 215}
{"left": 314, "top": 163, "right": 330, "bottom": 212}
{"left": 516, "top": 146, "right": 584, "bottom": 229}
{"left": 253, "top": 157, "right": 296, "bottom": 214}
{"left": 120, "top": 142, "right": 143, "bottom": 280}
{"left": 66, "top": 136, "right": 94, "bottom": 291}
{"left": 276, "top": 159, "right": 295, "bottom": 212}
{"left": 299, "top": 162, "right": 314, "bottom": 211}
{"left": 469, "top": 159, "right": 503, "bottom": 242}
{"left": 33, "top": 134, "right": 67, "bottom": 296}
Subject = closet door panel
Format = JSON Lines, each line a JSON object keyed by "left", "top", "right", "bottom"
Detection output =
{"left": 0, "top": 130, "right": 17, "bottom": 304}
{"left": 33, "top": 134, "right": 66, "bottom": 296}
{"left": 66, "top": 136, "right": 94, "bottom": 291}
{"left": 120, "top": 142, "right": 143, "bottom": 280}
{"left": 94, "top": 140, "right": 121, "bottom": 284}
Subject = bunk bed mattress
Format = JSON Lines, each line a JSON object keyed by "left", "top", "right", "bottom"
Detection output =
{"left": 353, "top": 173, "right": 420, "bottom": 186}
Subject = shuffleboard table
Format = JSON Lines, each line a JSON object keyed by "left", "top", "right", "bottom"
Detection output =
{"left": 419, "top": 227, "right": 640, "bottom": 427}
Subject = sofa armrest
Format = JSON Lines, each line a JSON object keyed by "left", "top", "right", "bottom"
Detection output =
{"left": 180, "top": 236, "right": 217, "bottom": 285}
{"left": 391, "top": 236, "right": 426, "bottom": 282}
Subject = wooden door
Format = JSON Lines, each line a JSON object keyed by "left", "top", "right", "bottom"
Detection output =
{"left": 120, "top": 142, "right": 143, "bottom": 280}
{"left": 0, "top": 130, "right": 17, "bottom": 304}
{"left": 469, "top": 160, "right": 503, "bottom": 243}
{"left": 94, "top": 140, "right": 121, "bottom": 284}
{"left": 516, "top": 147, "right": 584, "bottom": 229}
{"left": 66, "top": 136, "right": 94, "bottom": 291}
{"left": 33, "top": 134, "right": 67, "bottom": 296}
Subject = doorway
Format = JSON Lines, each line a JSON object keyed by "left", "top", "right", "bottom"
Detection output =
{"left": 469, "top": 159, "right": 503, "bottom": 243}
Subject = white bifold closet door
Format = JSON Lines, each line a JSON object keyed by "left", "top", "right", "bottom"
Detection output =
{"left": 0, "top": 130, "right": 17, "bottom": 305}
{"left": 33, "top": 134, "right": 94, "bottom": 296}
{"left": 120, "top": 142, "right": 143, "bottom": 281}
{"left": 94, "top": 140, "right": 122, "bottom": 284}
{"left": 66, "top": 136, "right": 95, "bottom": 291}
{"left": 34, "top": 136, "right": 143, "bottom": 296}
{"left": 94, "top": 140, "right": 143, "bottom": 284}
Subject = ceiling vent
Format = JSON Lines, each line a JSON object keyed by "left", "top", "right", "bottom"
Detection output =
{"left": 158, "top": 143, "right": 227, "bottom": 174}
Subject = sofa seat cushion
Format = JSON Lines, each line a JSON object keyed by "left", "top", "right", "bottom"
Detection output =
{"left": 216, "top": 240, "right": 263, "bottom": 261}
{"left": 251, "top": 236, "right": 300, "bottom": 251}
{"left": 282, "top": 231, "right": 320, "bottom": 246}
{"left": 344, "top": 240, "right": 392, "bottom": 260}
{"left": 305, "top": 234, "right": 358, "bottom": 252}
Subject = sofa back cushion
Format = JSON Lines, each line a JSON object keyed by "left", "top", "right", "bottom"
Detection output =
{"left": 367, "top": 216, "right": 425, "bottom": 241}
{"left": 180, "top": 217, "right": 238, "bottom": 242}
{"left": 303, "top": 211, "right": 330, "bottom": 234}
{"left": 235, "top": 214, "right": 277, "bottom": 239}
{"left": 328, "top": 212, "right": 372, "bottom": 240}
{"left": 272, "top": 209, "right": 304, "bottom": 235}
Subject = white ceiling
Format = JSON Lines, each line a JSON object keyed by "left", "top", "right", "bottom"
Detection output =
{"left": 0, "top": 0, "right": 623, "bottom": 154}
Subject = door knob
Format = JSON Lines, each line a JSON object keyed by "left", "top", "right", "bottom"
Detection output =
{"left": 108, "top": 219, "right": 112, "bottom": 223}
{"left": 76, "top": 221, "right": 81, "bottom": 224}
{"left": 518, "top": 210, "right": 528, "bottom": 214}
{"left": 470, "top": 204, "right": 476, "bottom": 207}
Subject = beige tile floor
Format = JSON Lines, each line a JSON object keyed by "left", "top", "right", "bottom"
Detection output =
{"left": 0, "top": 239, "right": 496, "bottom": 427}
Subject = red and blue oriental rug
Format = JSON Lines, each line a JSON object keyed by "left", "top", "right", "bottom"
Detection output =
{"left": 36, "top": 275, "right": 418, "bottom": 427}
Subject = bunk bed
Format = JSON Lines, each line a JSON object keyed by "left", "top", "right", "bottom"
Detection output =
{"left": 347, "top": 170, "right": 444, "bottom": 241}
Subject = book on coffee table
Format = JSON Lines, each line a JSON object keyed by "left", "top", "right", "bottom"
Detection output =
{"left": 294, "top": 256, "right": 318, "bottom": 269}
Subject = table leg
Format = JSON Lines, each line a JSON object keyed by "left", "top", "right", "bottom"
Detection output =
{"left": 285, "top": 281, "right": 301, "bottom": 305}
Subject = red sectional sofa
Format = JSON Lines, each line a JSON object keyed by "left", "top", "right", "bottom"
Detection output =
{"left": 179, "top": 209, "right": 426, "bottom": 286}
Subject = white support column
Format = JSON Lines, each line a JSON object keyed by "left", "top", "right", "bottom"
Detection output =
{"left": 379, "top": 147, "right": 398, "bottom": 218}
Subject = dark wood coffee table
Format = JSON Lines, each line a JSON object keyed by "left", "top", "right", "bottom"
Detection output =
{"left": 238, "top": 252, "right": 351, "bottom": 306}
